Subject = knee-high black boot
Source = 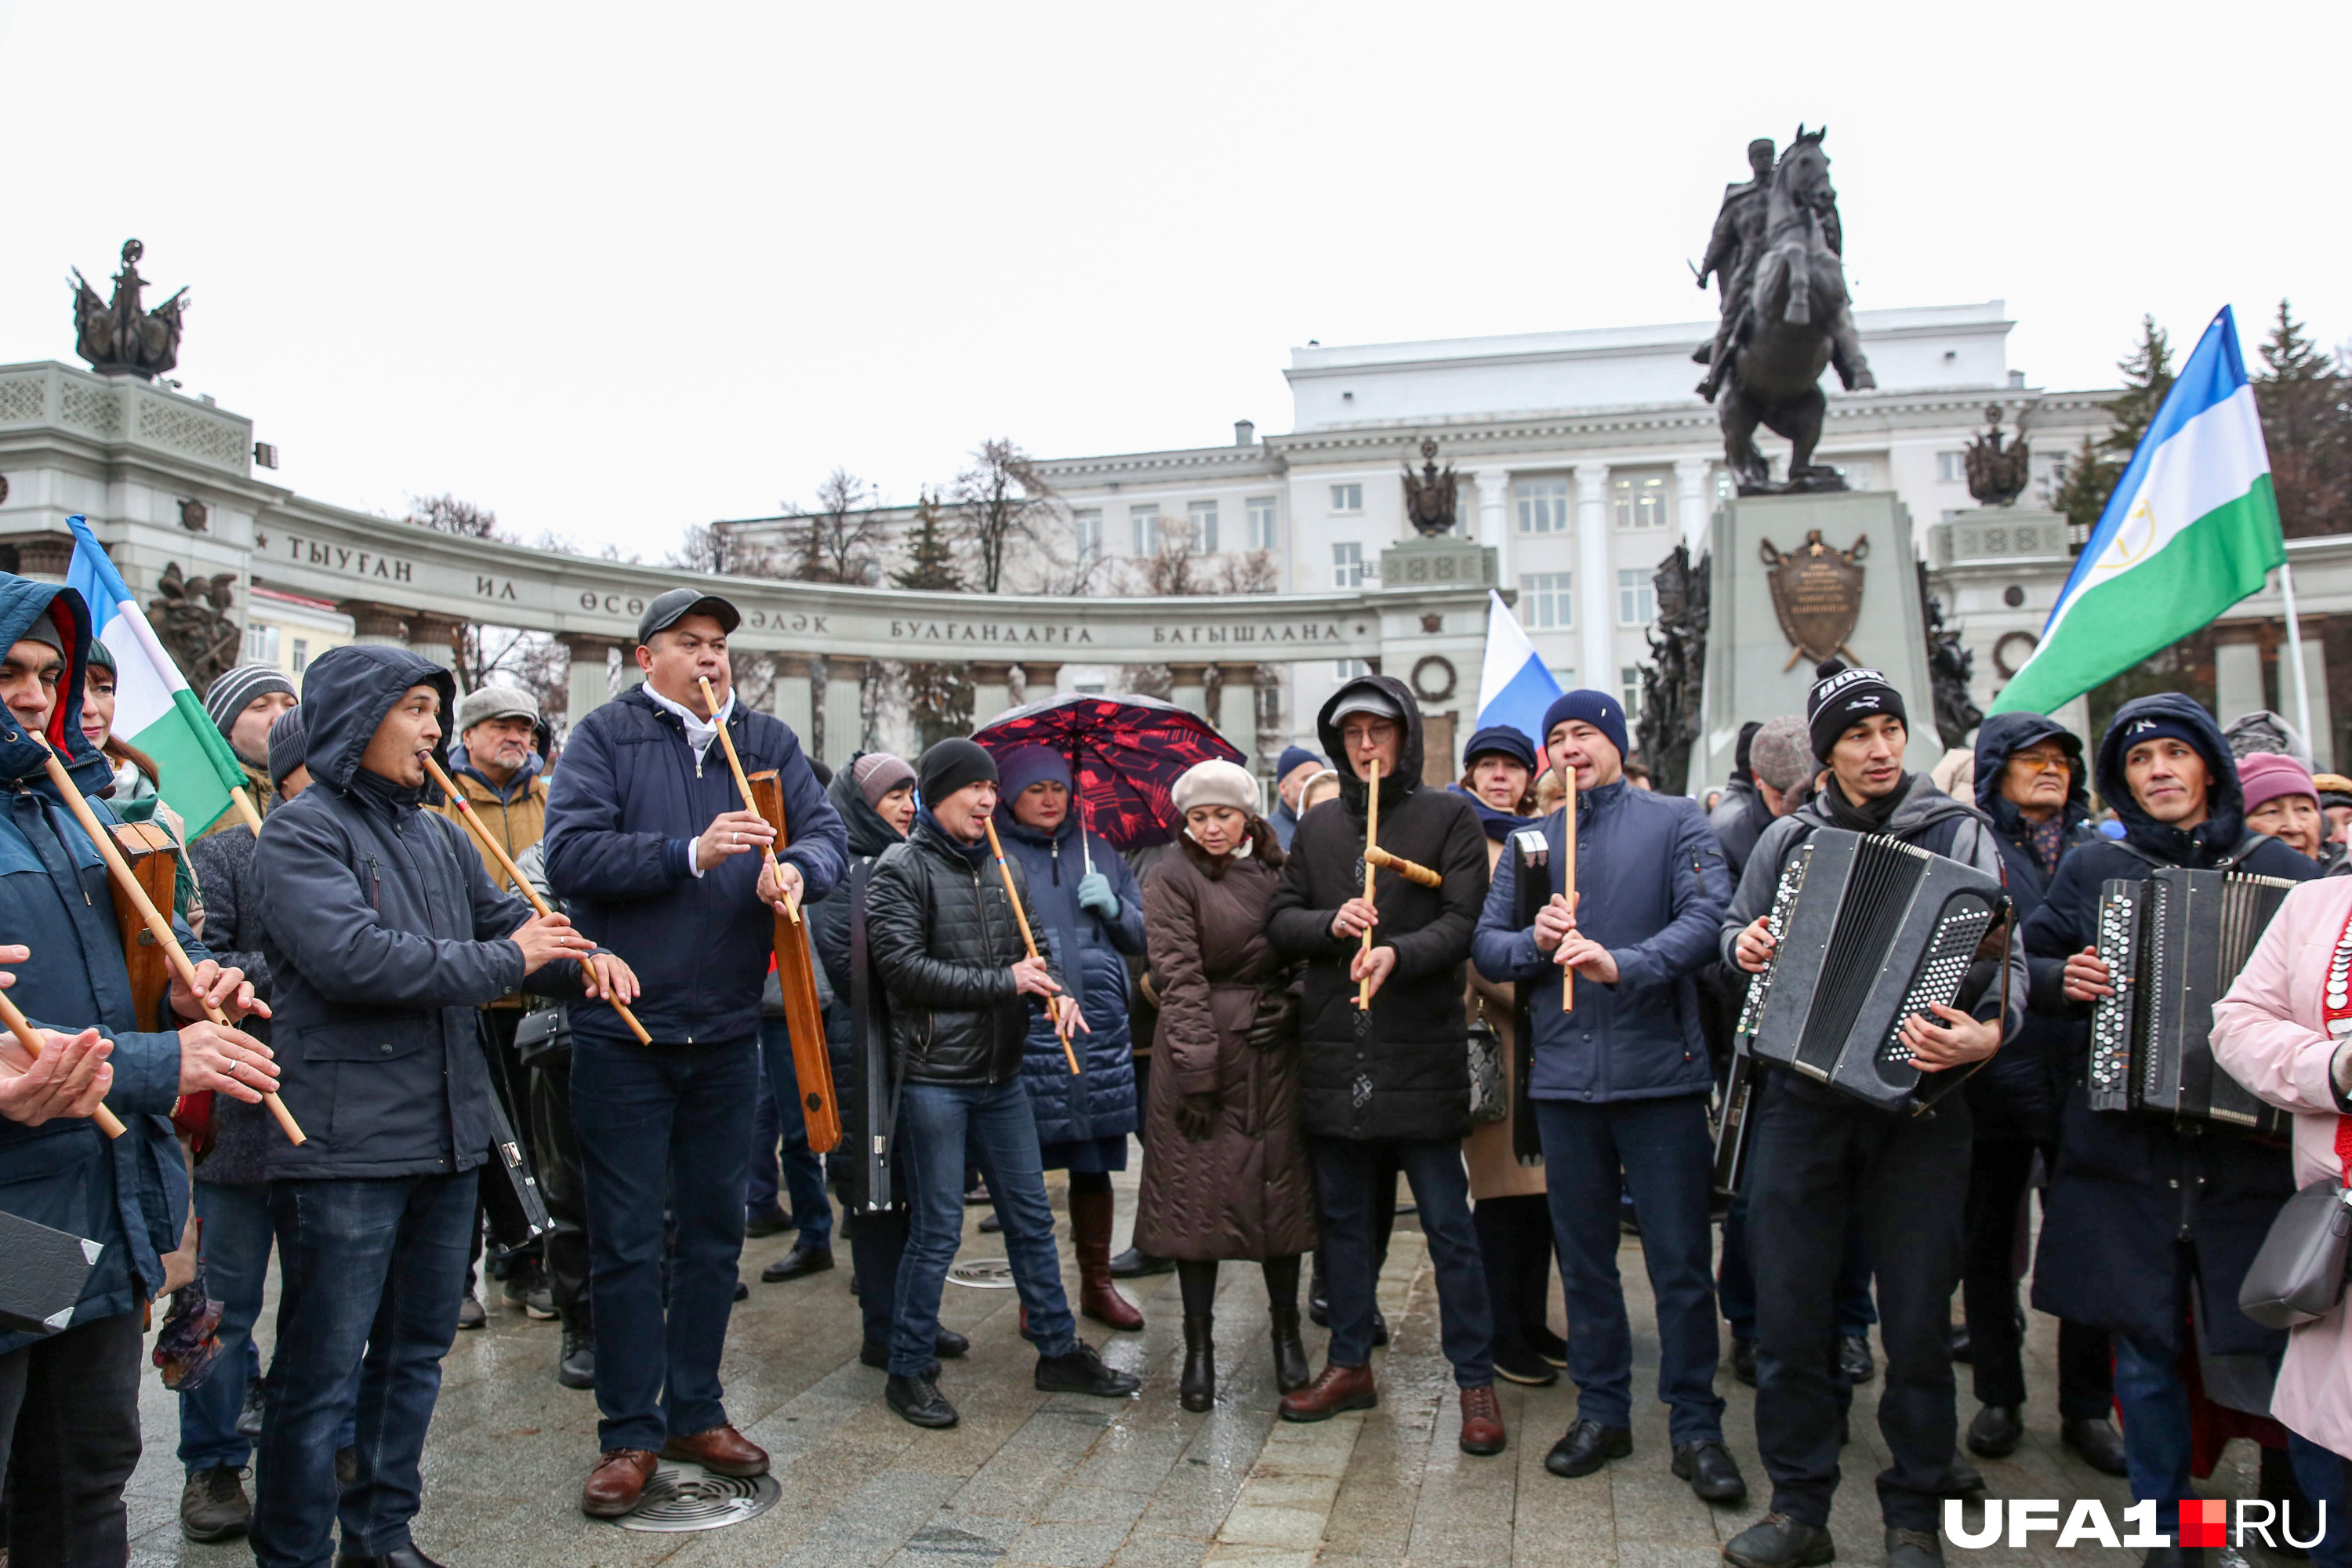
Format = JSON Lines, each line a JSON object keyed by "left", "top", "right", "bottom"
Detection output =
{"left": 1177, "top": 1260, "right": 1218, "bottom": 1411}
{"left": 1263, "top": 1254, "right": 1309, "bottom": 1394}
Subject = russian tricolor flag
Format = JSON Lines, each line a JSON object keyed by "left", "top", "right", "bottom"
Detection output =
{"left": 1475, "top": 590, "right": 1560, "bottom": 753}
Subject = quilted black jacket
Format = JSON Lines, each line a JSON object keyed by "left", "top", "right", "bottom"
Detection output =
{"left": 866, "top": 811, "right": 1057, "bottom": 1087}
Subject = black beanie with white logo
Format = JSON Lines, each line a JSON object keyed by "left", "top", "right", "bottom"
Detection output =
{"left": 1805, "top": 659, "right": 1907, "bottom": 761}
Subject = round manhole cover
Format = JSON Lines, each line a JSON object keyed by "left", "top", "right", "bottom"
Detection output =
{"left": 947, "top": 1258, "right": 1016, "bottom": 1290}
{"left": 611, "top": 1461, "right": 782, "bottom": 1533}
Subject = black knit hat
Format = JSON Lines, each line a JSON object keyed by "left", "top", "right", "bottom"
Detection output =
{"left": 1806, "top": 659, "right": 1908, "bottom": 761}
{"left": 917, "top": 738, "right": 997, "bottom": 804}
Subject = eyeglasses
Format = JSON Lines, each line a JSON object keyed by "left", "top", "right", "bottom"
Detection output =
{"left": 1341, "top": 721, "right": 1397, "bottom": 746}
{"left": 2011, "top": 750, "right": 2071, "bottom": 773}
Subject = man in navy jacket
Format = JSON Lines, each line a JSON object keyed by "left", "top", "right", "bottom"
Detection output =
{"left": 252, "top": 644, "right": 629, "bottom": 1568}
{"left": 0, "top": 573, "right": 272, "bottom": 1561}
{"left": 543, "top": 588, "right": 845, "bottom": 1518}
{"left": 1472, "top": 690, "right": 1740, "bottom": 1502}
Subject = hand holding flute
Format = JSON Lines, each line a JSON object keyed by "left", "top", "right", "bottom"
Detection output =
{"left": 699, "top": 677, "right": 804, "bottom": 924}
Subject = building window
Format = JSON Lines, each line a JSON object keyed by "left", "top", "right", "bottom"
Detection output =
{"left": 1332, "top": 542, "right": 1364, "bottom": 589}
{"left": 1129, "top": 505, "right": 1160, "bottom": 556}
{"left": 1520, "top": 571, "right": 1573, "bottom": 630}
{"left": 1621, "top": 666, "right": 1644, "bottom": 718}
{"left": 1073, "top": 508, "right": 1102, "bottom": 563}
{"left": 1549, "top": 667, "right": 1575, "bottom": 692}
{"left": 1516, "top": 477, "right": 1570, "bottom": 535}
{"left": 1335, "top": 658, "right": 1370, "bottom": 680}
{"left": 291, "top": 637, "right": 310, "bottom": 673}
{"left": 1844, "top": 461, "right": 1875, "bottom": 492}
{"left": 1612, "top": 474, "right": 1668, "bottom": 530}
{"left": 1247, "top": 495, "right": 1278, "bottom": 552}
{"left": 1188, "top": 499, "right": 1219, "bottom": 554}
{"left": 1617, "top": 568, "right": 1655, "bottom": 626}
{"left": 1330, "top": 483, "right": 1363, "bottom": 514}
{"left": 245, "top": 624, "right": 281, "bottom": 665}
{"left": 1936, "top": 451, "right": 1966, "bottom": 484}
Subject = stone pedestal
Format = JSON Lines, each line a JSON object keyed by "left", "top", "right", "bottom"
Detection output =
{"left": 1699, "top": 490, "right": 1943, "bottom": 787}
{"left": 1376, "top": 535, "right": 1499, "bottom": 595}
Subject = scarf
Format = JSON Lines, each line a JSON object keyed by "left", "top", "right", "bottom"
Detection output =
{"left": 1447, "top": 782, "right": 1526, "bottom": 843}
{"left": 916, "top": 804, "right": 990, "bottom": 866}
{"left": 2024, "top": 811, "right": 2067, "bottom": 877}
{"left": 641, "top": 682, "right": 733, "bottom": 764}
{"left": 1821, "top": 772, "right": 1910, "bottom": 835}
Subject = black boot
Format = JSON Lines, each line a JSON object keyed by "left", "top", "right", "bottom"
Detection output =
{"left": 1181, "top": 1315, "right": 1215, "bottom": 1412}
{"left": 1269, "top": 1301, "right": 1310, "bottom": 1394}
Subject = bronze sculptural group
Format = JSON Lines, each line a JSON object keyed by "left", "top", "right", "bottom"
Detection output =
{"left": 1963, "top": 402, "right": 2034, "bottom": 506}
{"left": 71, "top": 239, "right": 187, "bottom": 380}
{"left": 1693, "top": 129, "right": 1875, "bottom": 495}
{"left": 1401, "top": 439, "right": 1459, "bottom": 537}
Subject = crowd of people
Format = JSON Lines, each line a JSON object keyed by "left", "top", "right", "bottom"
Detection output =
{"left": 2, "top": 561, "right": 2351, "bottom": 1568}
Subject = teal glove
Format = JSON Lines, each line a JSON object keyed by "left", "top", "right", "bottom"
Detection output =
{"left": 1076, "top": 872, "right": 1119, "bottom": 921}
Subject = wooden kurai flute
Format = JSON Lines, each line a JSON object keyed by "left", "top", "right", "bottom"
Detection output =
{"left": 701, "top": 677, "right": 800, "bottom": 925}
{"left": 983, "top": 816, "right": 1080, "bottom": 1076}
{"left": 0, "top": 984, "right": 126, "bottom": 1138}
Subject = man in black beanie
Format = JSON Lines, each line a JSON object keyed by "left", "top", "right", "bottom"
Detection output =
{"left": 1715, "top": 661, "right": 2023, "bottom": 1568}
{"left": 863, "top": 738, "right": 1141, "bottom": 1430}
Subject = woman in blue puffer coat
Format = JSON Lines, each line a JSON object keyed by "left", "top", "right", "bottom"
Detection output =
{"left": 993, "top": 746, "right": 1147, "bottom": 1330}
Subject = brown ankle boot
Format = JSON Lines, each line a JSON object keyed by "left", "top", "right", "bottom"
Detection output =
{"left": 1070, "top": 1188, "right": 1144, "bottom": 1331}
{"left": 1279, "top": 1363, "right": 1378, "bottom": 1423}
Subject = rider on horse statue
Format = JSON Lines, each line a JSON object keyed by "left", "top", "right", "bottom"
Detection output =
{"left": 1694, "top": 137, "right": 1848, "bottom": 404}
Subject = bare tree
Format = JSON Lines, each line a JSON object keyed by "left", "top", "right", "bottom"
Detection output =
{"left": 457, "top": 627, "right": 568, "bottom": 719}
{"left": 667, "top": 521, "right": 771, "bottom": 575}
{"left": 778, "top": 469, "right": 889, "bottom": 585}
{"left": 407, "top": 493, "right": 509, "bottom": 541}
{"left": 952, "top": 439, "right": 1057, "bottom": 593}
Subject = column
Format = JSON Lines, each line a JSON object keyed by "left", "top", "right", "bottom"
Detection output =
{"left": 1474, "top": 467, "right": 1513, "bottom": 586}
{"left": 406, "top": 612, "right": 464, "bottom": 676}
{"left": 822, "top": 655, "right": 866, "bottom": 764}
{"left": 1015, "top": 662, "right": 1062, "bottom": 704}
{"left": 2214, "top": 637, "right": 2263, "bottom": 728}
{"left": 2300, "top": 636, "right": 2334, "bottom": 772}
{"left": 1674, "top": 456, "right": 1713, "bottom": 554}
{"left": 1217, "top": 662, "right": 1261, "bottom": 770}
{"left": 342, "top": 602, "right": 408, "bottom": 648}
{"left": 970, "top": 662, "right": 1014, "bottom": 726}
{"left": 773, "top": 655, "right": 815, "bottom": 740}
{"left": 561, "top": 634, "right": 619, "bottom": 722}
{"left": 1573, "top": 462, "right": 1614, "bottom": 691}
{"left": 1168, "top": 662, "right": 1210, "bottom": 720}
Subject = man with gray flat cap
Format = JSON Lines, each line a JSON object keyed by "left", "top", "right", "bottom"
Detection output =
{"left": 543, "top": 586, "right": 848, "bottom": 1517}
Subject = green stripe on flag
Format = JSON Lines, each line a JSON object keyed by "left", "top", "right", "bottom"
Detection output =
{"left": 1991, "top": 476, "right": 2284, "bottom": 715}
{"left": 128, "top": 689, "right": 249, "bottom": 836}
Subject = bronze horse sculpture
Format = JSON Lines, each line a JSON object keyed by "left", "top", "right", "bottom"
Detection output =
{"left": 1710, "top": 128, "right": 1875, "bottom": 495}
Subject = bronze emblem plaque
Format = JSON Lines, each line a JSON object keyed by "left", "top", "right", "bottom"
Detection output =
{"left": 1759, "top": 529, "right": 1867, "bottom": 669}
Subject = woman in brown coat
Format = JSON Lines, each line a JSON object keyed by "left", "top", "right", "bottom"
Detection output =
{"left": 1450, "top": 726, "right": 1566, "bottom": 1388}
{"left": 1135, "top": 759, "right": 1317, "bottom": 1412}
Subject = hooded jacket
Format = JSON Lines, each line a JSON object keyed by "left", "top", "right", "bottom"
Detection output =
{"left": 543, "top": 684, "right": 845, "bottom": 1048}
{"left": 1266, "top": 674, "right": 1490, "bottom": 1142}
{"left": 254, "top": 646, "right": 587, "bottom": 1181}
{"left": 810, "top": 759, "right": 907, "bottom": 1207}
{"left": 431, "top": 746, "right": 546, "bottom": 895}
{"left": 1963, "top": 712, "right": 2103, "bottom": 1142}
{"left": 995, "top": 809, "right": 1143, "bottom": 1147}
{"left": 1472, "top": 778, "right": 1730, "bottom": 1102}
{"left": 2022, "top": 691, "right": 2315, "bottom": 1357}
{"left": 1716, "top": 769, "right": 2027, "bottom": 1074}
{"left": 0, "top": 576, "right": 209, "bottom": 1355}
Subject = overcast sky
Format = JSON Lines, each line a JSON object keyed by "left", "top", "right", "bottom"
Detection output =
{"left": 4, "top": 1, "right": 2344, "bottom": 558}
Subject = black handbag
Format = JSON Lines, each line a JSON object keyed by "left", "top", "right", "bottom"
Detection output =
{"left": 1467, "top": 1001, "right": 1508, "bottom": 1124}
{"left": 2240, "top": 1172, "right": 2352, "bottom": 1330}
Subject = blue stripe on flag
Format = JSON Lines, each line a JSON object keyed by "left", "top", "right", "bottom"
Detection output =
{"left": 2046, "top": 307, "right": 2249, "bottom": 626}
{"left": 64, "top": 514, "right": 131, "bottom": 636}
{"left": 1476, "top": 654, "right": 1559, "bottom": 757}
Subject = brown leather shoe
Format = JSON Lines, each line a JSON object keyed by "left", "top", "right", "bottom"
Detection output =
{"left": 581, "top": 1449, "right": 657, "bottom": 1517}
{"left": 1278, "top": 1363, "right": 1378, "bottom": 1423}
{"left": 1458, "top": 1385, "right": 1507, "bottom": 1456}
{"left": 659, "top": 1423, "right": 769, "bottom": 1478}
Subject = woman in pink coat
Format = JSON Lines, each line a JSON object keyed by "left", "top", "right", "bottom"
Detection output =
{"left": 2211, "top": 875, "right": 2352, "bottom": 1568}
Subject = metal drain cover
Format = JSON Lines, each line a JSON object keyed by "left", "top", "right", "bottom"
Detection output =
{"left": 612, "top": 1461, "right": 782, "bottom": 1533}
{"left": 946, "top": 1258, "right": 1016, "bottom": 1289}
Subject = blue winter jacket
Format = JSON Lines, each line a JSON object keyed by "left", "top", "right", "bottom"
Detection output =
{"left": 256, "top": 646, "right": 590, "bottom": 1181}
{"left": 995, "top": 812, "right": 1144, "bottom": 1146}
{"left": 1472, "top": 779, "right": 1730, "bottom": 1102}
{"left": 543, "top": 686, "right": 845, "bottom": 1048}
{"left": 0, "top": 575, "right": 209, "bottom": 1353}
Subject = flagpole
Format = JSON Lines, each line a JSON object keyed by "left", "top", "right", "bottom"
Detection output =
{"left": 2280, "top": 561, "right": 2315, "bottom": 747}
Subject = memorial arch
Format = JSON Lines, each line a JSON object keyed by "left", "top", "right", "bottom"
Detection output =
{"left": 0, "top": 358, "right": 1492, "bottom": 769}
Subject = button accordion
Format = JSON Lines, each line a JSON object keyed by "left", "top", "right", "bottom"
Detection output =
{"left": 2088, "top": 867, "right": 2295, "bottom": 1136}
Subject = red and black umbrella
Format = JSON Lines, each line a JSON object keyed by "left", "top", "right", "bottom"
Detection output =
{"left": 975, "top": 692, "right": 1245, "bottom": 855}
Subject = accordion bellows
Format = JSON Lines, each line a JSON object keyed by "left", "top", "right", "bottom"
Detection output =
{"left": 2089, "top": 867, "right": 2295, "bottom": 1136}
{"left": 1740, "top": 829, "right": 2006, "bottom": 1111}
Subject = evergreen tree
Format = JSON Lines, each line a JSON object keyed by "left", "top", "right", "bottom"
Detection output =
{"left": 890, "top": 492, "right": 972, "bottom": 746}
{"left": 2052, "top": 434, "right": 2117, "bottom": 532}
{"left": 2253, "top": 298, "right": 2352, "bottom": 539}
{"left": 2101, "top": 314, "right": 2175, "bottom": 458}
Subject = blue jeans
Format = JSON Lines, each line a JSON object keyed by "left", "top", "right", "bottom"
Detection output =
{"left": 179, "top": 1181, "right": 271, "bottom": 1473}
{"left": 249, "top": 1171, "right": 474, "bottom": 1568}
{"left": 2112, "top": 1332, "right": 2195, "bottom": 1539}
{"left": 751, "top": 1018, "right": 833, "bottom": 1247}
{"left": 893, "top": 1078, "right": 1076, "bottom": 1376}
{"left": 572, "top": 1033, "right": 758, "bottom": 1453}
{"left": 1313, "top": 1135, "right": 1494, "bottom": 1387}
{"left": 1537, "top": 1094, "right": 1726, "bottom": 1443}
{"left": 2288, "top": 1431, "right": 2350, "bottom": 1568}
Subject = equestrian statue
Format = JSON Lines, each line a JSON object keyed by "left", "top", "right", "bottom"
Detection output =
{"left": 1692, "top": 127, "right": 1875, "bottom": 495}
